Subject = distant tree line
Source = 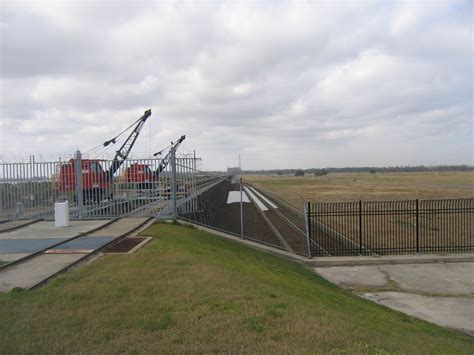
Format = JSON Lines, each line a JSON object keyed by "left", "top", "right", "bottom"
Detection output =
{"left": 237, "top": 165, "right": 474, "bottom": 175}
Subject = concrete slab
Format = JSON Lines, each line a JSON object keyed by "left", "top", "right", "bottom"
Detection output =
{"left": 315, "top": 266, "right": 389, "bottom": 288}
{"left": 243, "top": 186, "right": 269, "bottom": 211}
{"left": 227, "top": 191, "right": 250, "bottom": 204}
{"left": 47, "top": 236, "right": 116, "bottom": 252}
{"left": 310, "top": 253, "right": 474, "bottom": 267}
{"left": 247, "top": 186, "right": 278, "bottom": 209}
{"left": 0, "top": 220, "right": 40, "bottom": 233}
{"left": 314, "top": 262, "right": 474, "bottom": 333}
{"left": 0, "top": 220, "right": 110, "bottom": 240}
{"left": 0, "top": 254, "right": 85, "bottom": 291}
{"left": 363, "top": 292, "right": 474, "bottom": 335}
{"left": 0, "top": 239, "right": 67, "bottom": 253}
{"left": 379, "top": 263, "right": 474, "bottom": 295}
{"left": 0, "top": 253, "right": 29, "bottom": 263}
{"left": 315, "top": 263, "right": 474, "bottom": 295}
{"left": 0, "top": 218, "right": 151, "bottom": 292}
{"left": 88, "top": 217, "right": 148, "bottom": 237}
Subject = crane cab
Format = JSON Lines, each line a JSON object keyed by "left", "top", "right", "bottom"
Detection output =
{"left": 58, "top": 159, "right": 109, "bottom": 203}
{"left": 124, "top": 163, "right": 155, "bottom": 184}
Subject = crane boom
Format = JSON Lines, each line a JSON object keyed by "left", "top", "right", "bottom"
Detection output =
{"left": 154, "top": 135, "right": 186, "bottom": 175}
{"left": 107, "top": 109, "right": 151, "bottom": 178}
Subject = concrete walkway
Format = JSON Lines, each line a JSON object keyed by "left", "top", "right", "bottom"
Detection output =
{"left": 0, "top": 220, "right": 110, "bottom": 264}
{"left": 0, "top": 219, "right": 41, "bottom": 233}
{"left": 0, "top": 217, "right": 151, "bottom": 291}
{"left": 315, "top": 262, "right": 474, "bottom": 335}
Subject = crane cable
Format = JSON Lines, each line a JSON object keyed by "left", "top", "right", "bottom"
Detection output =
{"left": 83, "top": 115, "right": 143, "bottom": 156}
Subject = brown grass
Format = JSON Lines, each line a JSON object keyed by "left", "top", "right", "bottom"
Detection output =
{"left": 245, "top": 171, "right": 474, "bottom": 206}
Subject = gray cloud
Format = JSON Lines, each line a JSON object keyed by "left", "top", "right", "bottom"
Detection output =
{"left": 0, "top": 0, "right": 472, "bottom": 169}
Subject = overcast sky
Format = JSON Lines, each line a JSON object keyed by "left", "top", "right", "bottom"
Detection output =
{"left": 0, "top": 0, "right": 472, "bottom": 170}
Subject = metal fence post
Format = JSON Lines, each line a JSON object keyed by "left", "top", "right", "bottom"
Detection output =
{"left": 415, "top": 198, "right": 420, "bottom": 255}
{"left": 240, "top": 177, "right": 244, "bottom": 239}
{"left": 171, "top": 145, "right": 177, "bottom": 219}
{"left": 16, "top": 202, "right": 23, "bottom": 218}
{"left": 75, "top": 150, "right": 84, "bottom": 218}
{"left": 359, "top": 200, "right": 363, "bottom": 255}
{"left": 304, "top": 201, "right": 312, "bottom": 258}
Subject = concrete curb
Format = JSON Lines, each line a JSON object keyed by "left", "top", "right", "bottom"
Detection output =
{"left": 177, "top": 219, "right": 474, "bottom": 267}
{"left": 309, "top": 254, "right": 474, "bottom": 267}
{"left": 177, "top": 219, "right": 311, "bottom": 265}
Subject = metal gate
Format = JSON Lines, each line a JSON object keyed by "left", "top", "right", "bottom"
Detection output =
{"left": 0, "top": 152, "right": 206, "bottom": 220}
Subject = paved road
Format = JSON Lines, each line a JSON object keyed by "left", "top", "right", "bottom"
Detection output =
{"left": 315, "top": 262, "right": 474, "bottom": 335}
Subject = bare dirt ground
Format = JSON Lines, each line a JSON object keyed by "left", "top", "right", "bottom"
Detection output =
{"left": 211, "top": 183, "right": 311, "bottom": 254}
{"left": 245, "top": 171, "right": 474, "bottom": 205}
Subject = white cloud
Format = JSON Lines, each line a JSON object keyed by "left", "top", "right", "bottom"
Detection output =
{"left": 0, "top": 0, "right": 472, "bottom": 169}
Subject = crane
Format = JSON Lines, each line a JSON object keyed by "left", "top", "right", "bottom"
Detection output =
{"left": 123, "top": 135, "right": 186, "bottom": 186}
{"left": 106, "top": 109, "right": 152, "bottom": 179}
{"left": 154, "top": 135, "right": 186, "bottom": 175}
{"left": 58, "top": 109, "right": 151, "bottom": 203}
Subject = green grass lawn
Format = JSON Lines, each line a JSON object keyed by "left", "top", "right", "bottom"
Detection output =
{"left": 0, "top": 222, "right": 472, "bottom": 354}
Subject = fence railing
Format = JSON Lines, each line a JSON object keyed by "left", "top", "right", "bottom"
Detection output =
{"left": 307, "top": 198, "right": 473, "bottom": 256}
{"left": 0, "top": 152, "right": 203, "bottom": 220}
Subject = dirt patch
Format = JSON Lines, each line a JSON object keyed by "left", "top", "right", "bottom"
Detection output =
{"left": 105, "top": 238, "right": 148, "bottom": 253}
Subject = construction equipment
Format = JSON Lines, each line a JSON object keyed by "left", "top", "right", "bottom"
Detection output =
{"left": 58, "top": 109, "right": 151, "bottom": 203}
{"left": 154, "top": 135, "right": 186, "bottom": 175}
{"left": 124, "top": 135, "right": 186, "bottom": 186}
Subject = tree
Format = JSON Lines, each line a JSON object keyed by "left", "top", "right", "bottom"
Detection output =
{"left": 314, "top": 170, "right": 328, "bottom": 177}
{"left": 295, "top": 169, "right": 305, "bottom": 176}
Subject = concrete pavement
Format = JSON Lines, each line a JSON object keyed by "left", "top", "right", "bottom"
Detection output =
{"left": 363, "top": 292, "right": 474, "bottom": 335}
{"left": 315, "top": 262, "right": 474, "bottom": 335}
{"left": 0, "top": 219, "right": 41, "bottom": 233}
{"left": 0, "top": 217, "right": 152, "bottom": 291}
{"left": 0, "top": 220, "right": 110, "bottom": 264}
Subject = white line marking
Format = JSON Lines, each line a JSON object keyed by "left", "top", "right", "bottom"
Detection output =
{"left": 243, "top": 186, "right": 268, "bottom": 211}
{"left": 248, "top": 186, "right": 278, "bottom": 209}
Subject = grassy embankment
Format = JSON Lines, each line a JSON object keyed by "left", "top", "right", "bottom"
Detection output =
{"left": 0, "top": 222, "right": 473, "bottom": 353}
{"left": 245, "top": 171, "right": 474, "bottom": 205}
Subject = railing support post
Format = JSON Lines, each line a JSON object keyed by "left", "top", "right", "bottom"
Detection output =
{"left": 171, "top": 145, "right": 177, "bottom": 220}
{"left": 359, "top": 200, "right": 362, "bottom": 255}
{"left": 75, "top": 150, "right": 83, "bottom": 219}
{"left": 415, "top": 198, "right": 420, "bottom": 255}
{"left": 240, "top": 177, "right": 244, "bottom": 239}
{"left": 304, "top": 201, "right": 312, "bottom": 258}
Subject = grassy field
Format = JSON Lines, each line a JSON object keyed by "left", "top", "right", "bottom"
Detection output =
{"left": 0, "top": 223, "right": 473, "bottom": 353}
{"left": 245, "top": 172, "right": 474, "bottom": 205}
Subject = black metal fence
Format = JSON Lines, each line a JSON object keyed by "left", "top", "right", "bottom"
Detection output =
{"left": 307, "top": 198, "right": 473, "bottom": 256}
{"left": 177, "top": 178, "right": 231, "bottom": 225}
